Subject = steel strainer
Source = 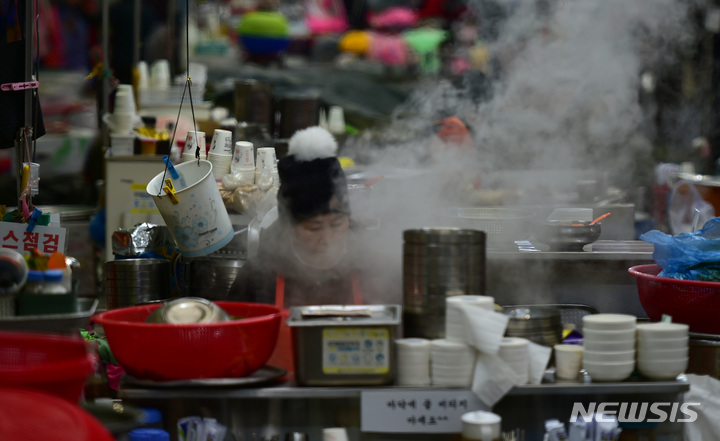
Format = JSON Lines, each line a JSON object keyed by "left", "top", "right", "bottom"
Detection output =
{"left": 439, "top": 207, "right": 535, "bottom": 249}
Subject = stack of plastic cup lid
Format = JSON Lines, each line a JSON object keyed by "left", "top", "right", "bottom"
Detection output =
{"left": 445, "top": 295, "right": 495, "bottom": 343}
{"left": 182, "top": 130, "right": 206, "bottom": 163}
{"left": 497, "top": 337, "right": 530, "bottom": 385}
{"left": 208, "top": 129, "right": 234, "bottom": 179}
{"left": 231, "top": 141, "right": 256, "bottom": 186}
{"left": 395, "top": 338, "right": 431, "bottom": 387}
{"left": 430, "top": 339, "right": 476, "bottom": 387}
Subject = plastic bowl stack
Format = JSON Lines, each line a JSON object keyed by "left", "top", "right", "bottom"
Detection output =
{"left": 497, "top": 337, "right": 530, "bottom": 385}
{"left": 582, "top": 314, "right": 637, "bottom": 381}
{"left": 636, "top": 322, "right": 689, "bottom": 380}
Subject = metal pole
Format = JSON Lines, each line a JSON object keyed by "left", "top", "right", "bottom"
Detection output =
{"left": 102, "top": 0, "right": 110, "bottom": 146}
{"left": 15, "top": 0, "right": 34, "bottom": 200}
{"left": 133, "top": 0, "right": 141, "bottom": 68}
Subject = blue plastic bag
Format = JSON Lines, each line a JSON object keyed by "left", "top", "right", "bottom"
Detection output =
{"left": 640, "top": 217, "right": 720, "bottom": 281}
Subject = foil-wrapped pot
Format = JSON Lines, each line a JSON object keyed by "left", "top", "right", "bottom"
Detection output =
{"left": 111, "top": 223, "right": 177, "bottom": 258}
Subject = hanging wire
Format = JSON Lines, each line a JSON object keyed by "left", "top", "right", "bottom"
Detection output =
{"left": 156, "top": 0, "right": 198, "bottom": 196}
{"left": 32, "top": 0, "right": 39, "bottom": 163}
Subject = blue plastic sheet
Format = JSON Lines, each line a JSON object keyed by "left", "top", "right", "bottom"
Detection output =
{"left": 640, "top": 217, "right": 720, "bottom": 281}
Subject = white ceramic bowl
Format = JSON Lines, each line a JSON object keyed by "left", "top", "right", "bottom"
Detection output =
{"left": 636, "top": 322, "right": 689, "bottom": 340}
{"left": 583, "top": 327, "right": 637, "bottom": 342}
{"left": 583, "top": 349, "right": 635, "bottom": 363}
{"left": 637, "top": 347, "right": 689, "bottom": 361}
{"left": 637, "top": 358, "right": 688, "bottom": 380}
{"left": 583, "top": 314, "right": 637, "bottom": 331}
{"left": 583, "top": 338, "right": 635, "bottom": 352}
{"left": 583, "top": 360, "right": 635, "bottom": 382}
{"left": 636, "top": 336, "right": 689, "bottom": 350}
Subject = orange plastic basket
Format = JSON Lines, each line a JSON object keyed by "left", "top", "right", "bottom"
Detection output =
{"left": 0, "top": 331, "right": 97, "bottom": 403}
{"left": 93, "top": 301, "right": 283, "bottom": 381}
{"left": 629, "top": 264, "right": 720, "bottom": 334}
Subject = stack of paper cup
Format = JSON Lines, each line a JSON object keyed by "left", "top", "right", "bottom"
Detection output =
{"left": 182, "top": 131, "right": 206, "bottom": 163}
{"left": 430, "top": 339, "right": 476, "bottom": 387}
{"left": 150, "top": 59, "right": 171, "bottom": 89}
{"left": 446, "top": 295, "right": 495, "bottom": 342}
{"left": 103, "top": 84, "right": 139, "bottom": 136}
{"left": 232, "top": 141, "right": 256, "bottom": 185}
{"left": 395, "top": 338, "right": 431, "bottom": 386}
{"left": 497, "top": 337, "right": 530, "bottom": 385}
{"left": 256, "top": 147, "right": 278, "bottom": 185}
{"left": 208, "top": 129, "right": 234, "bottom": 179}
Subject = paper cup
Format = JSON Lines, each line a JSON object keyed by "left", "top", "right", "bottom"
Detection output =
{"left": 256, "top": 147, "right": 277, "bottom": 171}
{"left": 114, "top": 85, "right": 137, "bottom": 114}
{"left": 136, "top": 61, "right": 149, "bottom": 89}
{"left": 209, "top": 152, "right": 232, "bottom": 178}
{"left": 150, "top": 59, "right": 171, "bottom": 89}
{"left": 146, "top": 160, "right": 234, "bottom": 257}
{"left": 210, "top": 129, "right": 233, "bottom": 154}
{"left": 554, "top": 344, "right": 584, "bottom": 380}
{"left": 233, "top": 141, "right": 255, "bottom": 169}
{"left": 184, "top": 131, "right": 206, "bottom": 157}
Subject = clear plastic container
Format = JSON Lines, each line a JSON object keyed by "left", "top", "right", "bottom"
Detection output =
{"left": 43, "top": 270, "right": 69, "bottom": 295}
{"left": 23, "top": 270, "right": 45, "bottom": 294}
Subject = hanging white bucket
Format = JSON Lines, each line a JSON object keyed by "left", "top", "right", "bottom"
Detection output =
{"left": 146, "top": 160, "right": 234, "bottom": 257}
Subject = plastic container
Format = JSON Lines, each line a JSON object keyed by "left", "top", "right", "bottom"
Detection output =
{"left": 287, "top": 305, "right": 401, "bottom": 386}
{"left": 92, "top": 301, "right": 283, "bottom": 381}
{"left": 44, "top": 270, "right": 69, "bottom": 294}
{"left": 0, "top": 330, "right": 97, "bottom": 402}
{"left": 629, "top": 264, "right": 720, "bottom": 334}
{"left": 128, "top": 428, "right": 170, "bottom": 441}
{"left": 0, "top": 387, "right": 115, "bottom": 441}
{"left": 23, "top": 270, "right": 45, "bottom": 294}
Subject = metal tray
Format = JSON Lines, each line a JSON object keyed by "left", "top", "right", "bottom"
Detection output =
{"left": 122, "top": 365, "right": 287, "bottom": 388}
{"left": 0, "top": 298, "right": 98, "bottom": 334}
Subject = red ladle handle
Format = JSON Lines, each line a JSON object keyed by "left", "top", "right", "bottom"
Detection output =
{"left": 590, "top": 212, "right": 611, "bottom": 225}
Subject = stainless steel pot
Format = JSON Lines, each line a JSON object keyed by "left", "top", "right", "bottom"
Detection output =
{"left": 402, "top": 228, "right": 486, "bottom": 339}
{"left": 688, "top": 332, "right": 720, "bottom": 379}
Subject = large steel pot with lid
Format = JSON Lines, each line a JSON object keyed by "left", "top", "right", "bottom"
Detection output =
{"left": 402, "top": 228, "right": 486, "bottom": 339}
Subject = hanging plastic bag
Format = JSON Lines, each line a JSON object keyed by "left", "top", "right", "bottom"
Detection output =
{"left": 640, "top": 216, "right": 720, "bottom": 280}
{"left": 667, "top": 180, "right": 715, "bottom": 234}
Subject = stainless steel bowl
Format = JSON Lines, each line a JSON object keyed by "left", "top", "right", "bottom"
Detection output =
{"left": 146, "top": 297, "right": 230, "bottom": 324}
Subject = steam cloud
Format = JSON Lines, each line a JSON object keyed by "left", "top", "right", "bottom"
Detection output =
{"left": 345, "top": 0, "right": 702, "bottom": 305}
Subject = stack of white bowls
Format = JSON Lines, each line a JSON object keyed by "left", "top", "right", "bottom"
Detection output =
{"left": 445, "top": 295, "right": 495, "bottom": 342}
{"left": 582, "top": 314, "right": 637, "bottom": 381}
{"left": 395, "top": 338, "right": 431, "bottom": 386}
{"left": 497, "top": 337, "right": 530, "bottom": 385}
{"left": 430, "top": 339, "right": 476, "bottom": 387}
{"left": 208, "top": 129, "right": 234, "bottom": 179}
{"left": 637, "top": 322, "right": 689, "bottom": 380}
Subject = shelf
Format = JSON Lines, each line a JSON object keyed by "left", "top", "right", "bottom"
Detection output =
{"left": 119, "top": 377, "right": 690, "bottom": 400}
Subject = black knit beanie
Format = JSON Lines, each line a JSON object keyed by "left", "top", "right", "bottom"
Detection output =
{"left": 277, "top": 127, "right": 350, "bottom": 223}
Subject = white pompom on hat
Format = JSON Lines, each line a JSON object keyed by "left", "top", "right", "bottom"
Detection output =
{"left": 288, "top": 126, "right": 338, "bottom": 161}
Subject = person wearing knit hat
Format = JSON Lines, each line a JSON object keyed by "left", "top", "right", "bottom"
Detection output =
{"left": 229, "top": 126, "right": 369, "bottom": 308}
